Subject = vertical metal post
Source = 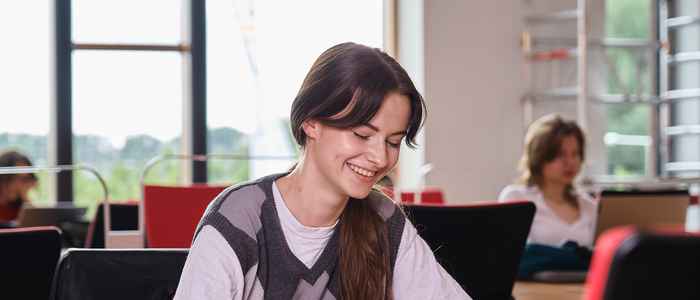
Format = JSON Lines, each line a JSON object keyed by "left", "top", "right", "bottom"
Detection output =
{"left": 576, "top": 0, "right": 588, "bottom": 131}
{"left": 183, "top": 0, "right": 208, "bottom": 184}
{"left": 54, "top": 0, "right": 73, "bottom": 202}
{"left": 658, "top": 0, "right": 670, "bottom": 177}
{"left": 650, "top": 0, "right": 662, "bottom": 177}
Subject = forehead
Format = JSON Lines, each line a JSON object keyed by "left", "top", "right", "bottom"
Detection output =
{"left": 560, "top": 135, "right": 580, "bottom": 150}
{"left": 368, "top": 92, "right": 411, "bottom": 131}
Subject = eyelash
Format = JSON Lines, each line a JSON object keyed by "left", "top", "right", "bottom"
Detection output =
{"left": 353, "top": 132, "right": 369, "bottom": 140}
{"left": 353, "top": 132, "right": 401, "bottom": 148}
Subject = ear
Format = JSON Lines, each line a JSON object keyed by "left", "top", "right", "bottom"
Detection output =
{"left": 301, "top": 119, "right": 322, "bottom": 140}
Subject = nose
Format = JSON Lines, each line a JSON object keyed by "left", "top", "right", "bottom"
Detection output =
{"left": 366, "top": 140, "right": 388, "bottom": 169}
{"left": 564, "top": 154, "right": 580, "bottom": 167}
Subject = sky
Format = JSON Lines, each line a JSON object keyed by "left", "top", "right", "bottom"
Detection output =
{"left": 0, "top": 1, "right": 382, "bottom": 148}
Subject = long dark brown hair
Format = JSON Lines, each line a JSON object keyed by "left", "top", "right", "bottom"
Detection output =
{"left": 290, "top": 42, "right": 425, "bottom": 299}
{"left": 518, "top": 114, "right": 585, "bottom": 206}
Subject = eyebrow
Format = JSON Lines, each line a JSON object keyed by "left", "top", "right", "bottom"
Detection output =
{"left": 363, "top": 123, "right": 407, "bottom": 137}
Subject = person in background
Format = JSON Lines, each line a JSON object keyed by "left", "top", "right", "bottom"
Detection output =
{"left": 499, "top": 114, "right": 597, "bottom": 249}
{"left": 175, "top": 42, "right": 470, "bottom": 300}
{"left": 0, "top": 150, "right": 38, "bottom": 226}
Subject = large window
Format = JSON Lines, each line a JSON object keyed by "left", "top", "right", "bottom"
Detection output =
{"left": 604, "top": 0, "right": 654, "bottom": 177}
{"left": 60, "top": 0, "right": 385, "bottom": 212}
{"left": 72, "top": 51, "right": 183, "bottom": 204}
{"left": 206, "top": 0, "right": 384, "bottom": 182}
{"left": 70, "top": 1, "right": 186, "bottom": 208}
{"left": 0, "top": 3, "right": 52, "bottom": 204}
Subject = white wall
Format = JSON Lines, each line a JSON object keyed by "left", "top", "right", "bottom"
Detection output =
{"left": 422, "top": 1, "right": 526, "bottom": 202}
{"left": 417, "top": 0, "right": 607, "bottom": 203}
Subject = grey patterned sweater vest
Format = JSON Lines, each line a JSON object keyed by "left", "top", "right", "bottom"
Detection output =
{"left": 194, "top": 173, "right": 406, "bottom": 300}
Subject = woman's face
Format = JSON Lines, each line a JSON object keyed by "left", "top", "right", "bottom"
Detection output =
{"left": 541, "top": 135, "right": 582, "bottom": 187}
{"left": 308, "top": 92, "right": 411, "bottom": 199}
{"left": 5, "top": 163, "right": 37, "bottom": 202}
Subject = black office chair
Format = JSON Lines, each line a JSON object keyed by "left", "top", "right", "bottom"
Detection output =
{"left": 404, "top": 201, "right": 535, "bottom": 300}
{"left": 0, "top": 226, "right": 62, "bottom": 300}
{"left": 51, "top": 248, "right": 189, "bottom": 300}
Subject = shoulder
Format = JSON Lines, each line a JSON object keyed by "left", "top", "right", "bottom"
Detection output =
{"left": 196, "top": 173, "right": 283, "bottom": 243}
{"left": 498, "top": 184, "right": 536, "bottom": 202}
{"left": 205, "top": 176, "right": 271, "bottom": 220}
{"left": 574, "top": 188, "right": 598, "bottom": 211}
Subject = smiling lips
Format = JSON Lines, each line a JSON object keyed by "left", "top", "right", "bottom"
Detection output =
{"left": 347, "top": 163, "right": 377, "bottom": 178}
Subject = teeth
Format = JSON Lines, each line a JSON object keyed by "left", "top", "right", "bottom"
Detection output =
{"left": 348, "top": 163, "right": 376, "bottom": 177}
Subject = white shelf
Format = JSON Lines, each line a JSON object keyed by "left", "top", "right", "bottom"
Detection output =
{"left": 528, "top": 88, "right": 661, "bottom": 104}
{"left": 525, "top": 9, "right": 580, "bottom": 24}
{"left": 665, "top": 161, "right": 700, "bottom": 172}
{"left": 662, "top": 88, "right": 700, "bottom": 101}
{"left": 530, "top": 37, "right": 659, "bottom": 50}
{"left": 666, "top": 16, "right": 700, "bottom": 29}
{"left": 667, "top": 51, "right": 700, "bottom": 64}
{"left": 665, "top": 125, "right": 700, "bottom": 136}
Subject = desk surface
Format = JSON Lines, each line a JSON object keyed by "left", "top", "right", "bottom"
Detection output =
{"left": 513, "top": 281, "right": 585, "bottom": 300}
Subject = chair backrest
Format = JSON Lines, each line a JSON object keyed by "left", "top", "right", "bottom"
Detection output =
{"left": 595, "top": 190, "right": 688, "bottom": 242}
{"left": 403, "top": 201, "right": 535, "bottom": 300}
{"left": 144, "top": 184, "right": 226, "bottom": 248}
{"left": 0, "top": 226, "right": 62, "bottom": 300}
{"left": 585, "top": 227, "right": 700, "bottom": 300}
{"left": 51, "top": 248, "right": 189, "bottom": 300}
{"left": 382, "top": 186, "right": 445, "bottom": 204}
{"left": 84, "top": 202, "right": 139, "bottom": 248}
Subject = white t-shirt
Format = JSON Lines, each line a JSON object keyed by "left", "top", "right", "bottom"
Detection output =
{"left": 174, "top": 182, "right": 471, "bottom": 299}
{"left": 498, "top": 184, "right": 598, "bottom": 248}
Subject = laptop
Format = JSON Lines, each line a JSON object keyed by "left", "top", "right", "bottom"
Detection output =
{"left": 403, "top": 201, "right": 535, "bottom": 300}
{"left": 17, "top": 204, "right": 87, "bottom": 228}
{"left": 593, "top": 189, "right": 689, "bottom": 242}
{"left": 525, "top": 189, "right": 689, "bottom": 284}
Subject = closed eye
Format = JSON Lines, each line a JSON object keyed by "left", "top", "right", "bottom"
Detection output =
{"left": 353, "top": 131, "right": 369, "bottom": 140}
{"left": 387, "top": 140, "right": 401, "bottom": 148}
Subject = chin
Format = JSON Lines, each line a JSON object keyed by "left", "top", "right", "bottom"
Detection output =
{"left": 346, "top": 186, "right": 373, "bottom": 199}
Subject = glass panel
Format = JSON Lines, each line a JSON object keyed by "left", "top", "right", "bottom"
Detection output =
{"left": 73, "top": 51, "right": 183, "bottom": 210}
{"left": 604, "top": 0, "right": 652, "bottom": 177}
{"left": 73, "top": 0, "right": 181, "bottom": 44}
{"left": 206, "top": 0, "right": 382, "bottom": 183}
{"left": 0, "top": 2, "right": 52, "bottom": 205}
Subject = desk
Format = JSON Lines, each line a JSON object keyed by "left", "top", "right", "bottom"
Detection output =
{"left": 513, "top": 281, "right": 585, "bottom": 300}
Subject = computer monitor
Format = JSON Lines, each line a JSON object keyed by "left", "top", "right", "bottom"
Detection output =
{"left": 17, "top": 204, "right": 87, "bottom": 228}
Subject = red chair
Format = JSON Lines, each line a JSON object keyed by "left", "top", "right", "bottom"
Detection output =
{"left": 0, "top": 226, "right": 62, "bottom": 300}
{"left": 585, "top": 227, "right": 700, "bottom": 300}
{"left": 400, "top": 187, "right": 445, "bottom": 204}
{"left": 143, "top": 184, "right": 227, "bottom": 248}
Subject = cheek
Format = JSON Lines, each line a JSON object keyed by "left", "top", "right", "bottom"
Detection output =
{"left": 542, "top": 162, "right": 560, "bottom": 176}
{"left": 323, "top": 136, "right": 359, "bottom": 162}
{"left": 387, "top": 148, "right": 401, "bottom": 168}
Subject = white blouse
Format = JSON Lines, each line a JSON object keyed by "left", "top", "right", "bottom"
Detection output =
{"left": 498, "top": 184, "right": 598, "bottom": 248}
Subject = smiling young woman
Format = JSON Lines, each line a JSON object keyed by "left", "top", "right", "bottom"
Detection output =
{"left": 174, "top": 42, "right": 470, "bottom": 300}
